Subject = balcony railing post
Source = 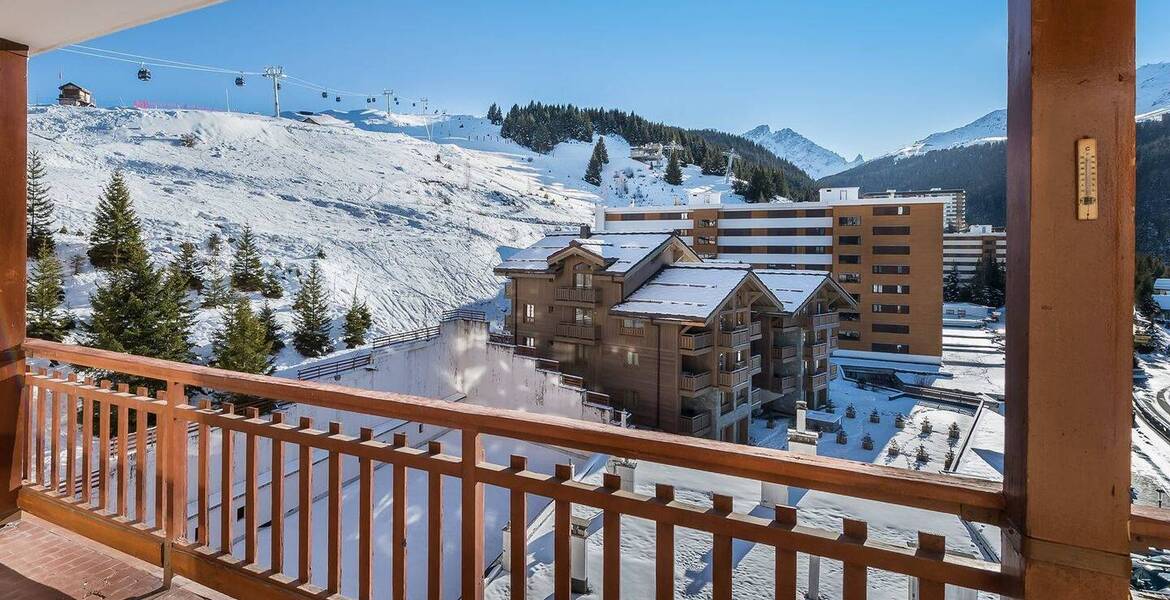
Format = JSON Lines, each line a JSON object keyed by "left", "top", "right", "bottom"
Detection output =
{"left": 462, "top": 429, "right": 485, "bottom": 599}
{"left": 0, "top": 41, "right": 28, "bottom": 522}
{"left": 1004, "top": 0, "right": 1135, "bottom": 597}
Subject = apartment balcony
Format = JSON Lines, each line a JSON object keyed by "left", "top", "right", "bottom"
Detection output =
{"left": 807, "top": 342, "right": 830, "bottom": 361}
{"left": 773, "top": 374, "right": 798, "bottom": 394}
{"left": 679, "top": 331, "right": 714, "bottom": 353}
{"left": 750, "top": 320, "right": 763, "bottom": 340}
{"left": 554, "top": 286, "right": 597, "bottom": 304}
{"left": 810, "top": 370, "right": 830, "bottom": 391}
{"left": 680, "top": 370, "right": 712, "bottom": 394}
{"left": 554, "top": 322, "right": 597, "bottom": 343}
{"left": 775, "top": 345, "right": 798, "bottom": 363}
{"left": 812, "top": 312, "right": 839, "bottom": 329}
{"left": 678, "top": 410, "right": 711, "bottom": 437}
{"left": 718, "top": 326, "right": 751, "bottom": 349}
{"left": 718, "top": 363, "right": 751, "bottom": 388}
{"left": 750, "top": 354, "right": 762, "bottom": 375}
{"left": 619, "top": 324, "right": 646, "bottom": 337}
{"left": 830, "top": 364, "right": 839, "bottom": 379}
{"left": 503, "top": 280, "right": 513, "bottom": 298}
{"left": 750, "top": 387, "right": 762, "bottom": 407}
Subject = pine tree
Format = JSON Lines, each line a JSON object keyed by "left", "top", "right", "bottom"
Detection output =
{"left": 26, "top": 150, "right": 56, "bottom": 255}
{"left": 664, "top": 151, "right": 683, "bottom": 185}
{"left": 701, "top": 147, "right": 725, "bottom": 176}
{"left": 212, "top": 297, "right": 274, "bottom": 375}
{"left": 174, "top": 241, "right": 204, "bottom": 291}
{"left": 342, "top": 291, "right": 373, "bottom": 348}
{"left": 745, "top": 169, "right": 775, "bottom": 202}
{"left": 584, "top": 151, "right": 603, "bottom": 186}
{"left": 943, "top": 269, "right": 964, "bottom": 302}
{"left": 595, "top": 137, "right": 609, "bottom": 164}
{"left": 230, "top": 225, "right": 265, "bottom": 292}
{"left": 291, "top": 261, "right": 333, "bottom": 357}
{"left": 258, "top": 299, "right": 285, "bottom": 352}
{"left": 26, "top": 243, "right": 69, "bottom": 342}
{"left": 487, "top": 103, "right": 503, "bottom": 125}
{"left": 206, "top": 232, "right": 223, "bottom": 256}
{"left": 201, "top": 268, "right": 235, "bottom": 308}
{"left": 87, "top": 170, "right": 144, "bottom": 270}
{"left": 261, "top": 268, "right": 284, "bottom": 299}
{"left": 86, "top": 245, "right": 193, "bottom": 385}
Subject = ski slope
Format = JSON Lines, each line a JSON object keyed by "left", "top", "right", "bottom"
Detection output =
{"left": 30, "top": 104, "right": 744, "bottom": 367}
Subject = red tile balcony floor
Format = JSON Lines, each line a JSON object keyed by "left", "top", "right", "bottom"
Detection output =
{"left": 0, "top": 515, "right": 221, "bottom": 600}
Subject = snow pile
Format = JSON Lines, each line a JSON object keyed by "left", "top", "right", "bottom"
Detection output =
{"left": 742, "top": 124, "right": 863, "bottom": 179}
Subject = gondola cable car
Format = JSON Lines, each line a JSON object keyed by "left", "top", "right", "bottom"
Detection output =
{"left": 234, "top": 75, "right": 245, "bottom": 87}
{"left": 137, "top": 64, "right": 151, "bottom": 81}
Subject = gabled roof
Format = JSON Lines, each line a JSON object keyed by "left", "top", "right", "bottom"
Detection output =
{"left": 610, "top": 263, "right": 781, "bottom": 323}
{"left": 58, "top": 82, "right": 88, "bottom": 91}
{"left": 755, "top": 269, "right": 858, "bottom": 313}
{"left": 495, "top": 232, "right": 683, "bottom": 276}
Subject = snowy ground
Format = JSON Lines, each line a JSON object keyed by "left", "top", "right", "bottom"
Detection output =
{"left": 32, "top": 104, "right": 758, "bottom": 370}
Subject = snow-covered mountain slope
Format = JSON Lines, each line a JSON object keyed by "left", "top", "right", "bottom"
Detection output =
{"left": 33, "top": 104, "right": 757, "bottom": 367}
{"left": 887, "top": 62, "right": 1170, "bottom": 158}
{"left": 31, "top": 104, "right": 601, "bottom": 367}
{"left": 741, "top": 125, "right": 862, "bottom": 178}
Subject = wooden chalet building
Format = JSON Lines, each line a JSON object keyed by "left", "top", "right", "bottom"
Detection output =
{"left": 56, "top": 82, "right": 93, "bottom": 107}
{"left": 495, "top": 227, "right": 855, "bottom": 441}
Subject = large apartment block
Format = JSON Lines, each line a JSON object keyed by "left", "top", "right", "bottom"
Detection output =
{"left": 596, "top": 187, "right": 944, "bottom": 363}
{"left": 943, "top": 225, "right": 1006, "bottom": 280}
{"left": 495, "top": 230, "right": 855, "bottom": 440}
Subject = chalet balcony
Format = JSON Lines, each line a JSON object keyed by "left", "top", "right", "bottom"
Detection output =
{"left": 775, "top": 345, "right": 798, "bottom": 362}
{"left": 718, "top": 363, "right": 751, "bottom": 388}
{"left": 750, "top": 320, "right": 763, "bottom": 340}
{"left": 773, "top": 374, "right": 798, "bottom": 394}
{"left": 679, "top": 331, "right": 714, "bottom": 352}
{"left": 750, "top": 387, "right": 762, "bottom": 407}
{"left": 810, "top": 370, "right": 830, "bottom": 390}
{"left": 554, "top": 322, "right": 597, "bottom": 343}
{"left": 812, "top": 312, "right": 839, "bottom": 329}
{"left": 718, "top": 326, "right": 751, "bottom": 349}
{"left": 678, "top": 410, "right": 711, "bottom": 437}
{"left": 554, "top": 286, "right": 597, "bottom": 304}
{"left": 618, "top": 324, "right": 645, "bottom": 337}
{"left": 680, "top": 370, "right": 712, "bottom": 393}
{"left": 750, "top": 354, "right": 762, "bottom": 375}
{"left": 807, "top": 341, "right": 830, "bottom": 361}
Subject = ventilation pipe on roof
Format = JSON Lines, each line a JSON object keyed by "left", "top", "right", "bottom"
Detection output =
{"left": 579, "top": 224, "right": 591, "bottom": 238}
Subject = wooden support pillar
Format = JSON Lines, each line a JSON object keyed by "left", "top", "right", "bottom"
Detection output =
{"left": 0, "top": 39, "right": 28, "bottom": 521}
{"left": 1004, "top": 1, "right": 1134, "bottom": 597}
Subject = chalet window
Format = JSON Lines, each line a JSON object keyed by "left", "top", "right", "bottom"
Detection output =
{"left": 872, "top": 323, "right": 910, "bottom": 334}
{"left": 872, "top": 304, "right": 911, "bottom": 314}
{"left": 838, "top": 255, "right": 860, "bottom": 264}
{"left": 839, "top": 311, "right": 861, "bottom": 321}
{"left": 626, "top": 350, "right": 639, "bottom": 367}
{"left": 871, "top": 342, "right": 911, "bottom": 354}
{"left": 838, "top": 273, "right": 860, "bottom": 283}
{"left": 838, "top": 330, "right": 861, "bottom": 341}
{"left": 574, "top": 272, "right": 593, "bottom": 288}
{"left": 521, "top": 336, "right": 535, "bottom": 347}
{"left": 872, "top": 265, "right": 910, "bottom": 275}
{"left": 574, "top": 308, "right": 593, "bottom": 325}
{"left": 838, "top": 216, "right": 861, "bottom": 226}
{"left": 622, "top": 318, "right": 643, "bottom": 329}
{"left": 872, "top": 205, "right": 910, "bottom": 216}
{"left": 524, "top": 304, "right": 535, "bottom": 323}
{"left": 838, "top": 235, "right": 860, "bottom": 245}
{"left": 698, "top": 219, "right": 717, "bottom": 227}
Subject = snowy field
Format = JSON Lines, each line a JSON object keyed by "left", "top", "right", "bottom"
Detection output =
{"left": 31, "top": 104, "right": 751, "bottom": 370}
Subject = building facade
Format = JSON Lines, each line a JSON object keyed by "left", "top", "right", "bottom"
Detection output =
{"left": 861, "top": 187, "right": 967, "bottom": 233}
{"left": 56, "top": 82, "right": 94, "bottom": 107}
{"left": 596, "top": 188, "right": 944, "bottom": 362}
{"left": 495, "top": 229, "right": 855, "bottom": 441}
{"left": 943, "top": 226, "right": 1006, "bottom": 281}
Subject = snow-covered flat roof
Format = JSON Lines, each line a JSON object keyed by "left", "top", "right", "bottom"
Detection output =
{"left": 953, "top": 405, "right": 1005, "bottom": 482}
{"left": 755, "top": 269, "right": 836, "bottom": 313}
{"left": 1155, "top": 278, "right": 1170, "bottom": 292}
{"left": 611, "top": 263, "right": 754, "bottom": 321}
{"left": 495, "top": 232, "right": 673, "bottom": 275}
{"left": 601, "top": 196, "right": 944, "bottom": 214}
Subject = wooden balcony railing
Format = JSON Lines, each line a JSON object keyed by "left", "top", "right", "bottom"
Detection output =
{"left": 555, "top": 322, "right": 596, "bottom": 341}
{"left": 14, "top": 338, "right": 1045, "bottom": 600}
{"left": 775, "top": 375, "right": 797, "bottom": 394}
{"left": 750, "top": 320, "right": 763, "bottom": 339}
{"left": 618, "top": 325, "right": 645, "bottom": 337}
{"left": 777, "top": 345, "right": 797, "bottom": 361}
{"left": 807, "top": 342, "right": 830, "bottom": 361}
{"left": 750, "top": 388, "right": 762, "bottom": 407}
{"left": 680, "top": 371, "right": 712, "bottom": 392}
{"left": 678, "top": 411, "right": 711, "bottom": 437}
{"left": 679, "top": 331, "right": 714, "bottom": 351}
{"left": 750, "top": 354, "right": 762, "bottom": 375}
{"left": 718, "top": 364, "right": 750, "bottom": 388}
{"left": 812, "top": 312, "right": 839, "bottom": 329}
{"left": 718, "top": 327, "right": 751, "bottom": 349}
{"left": 810, "top": 370, "right": 829, "bottom": 390}
{"left": 554, "top": 287, "right": 597, "bottom": 304}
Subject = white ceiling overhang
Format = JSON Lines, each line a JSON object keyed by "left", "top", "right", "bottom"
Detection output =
{"left": 0, "top": 0, "right": 223, "bottom": 55}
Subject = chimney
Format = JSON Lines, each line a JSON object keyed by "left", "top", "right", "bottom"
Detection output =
{"left": 795, "top": 400, "right": 808, "bottom": 432}
{"left": 570, "top": 515, "right": 591, "bottom": 593}
{"left": 501, "top": 521, "right": 513, "bottom": 572}
{"left": 607, "top": 458, "right": 637, "bottom": 492}
{"left": 579, "top": 224, "right": 591, "bottom": 238}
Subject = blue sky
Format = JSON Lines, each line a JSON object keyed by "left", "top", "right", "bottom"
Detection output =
{"left": 28, "top": 0, "right": 1170, "bottom": 159}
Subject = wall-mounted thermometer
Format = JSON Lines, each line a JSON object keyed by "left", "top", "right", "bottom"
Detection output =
{"left": 1076, "top": 137, "right": 1098, "bottom": 220}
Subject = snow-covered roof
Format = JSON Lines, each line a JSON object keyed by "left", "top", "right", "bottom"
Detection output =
{"left": 1156, "top": 295, "right": 1170, "bottom": 311}
{"left": 1155, "top": 278, "right": 1170, "bottom": 292}
{"left": 610, "top": 263, "right": 769, "bottom": 321}
{"left": 755, "top": 269, "right": 855, "bottom": 313}
{"left": 495, "top": 232, "right": 675, "bottom": 275}
{"left": 953, "top": 404, "right": 1005, "bottom": 482}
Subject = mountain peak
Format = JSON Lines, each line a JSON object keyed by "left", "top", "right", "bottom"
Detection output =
{"left": 742, "top": 125, "right": 857, "bottom": 179}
